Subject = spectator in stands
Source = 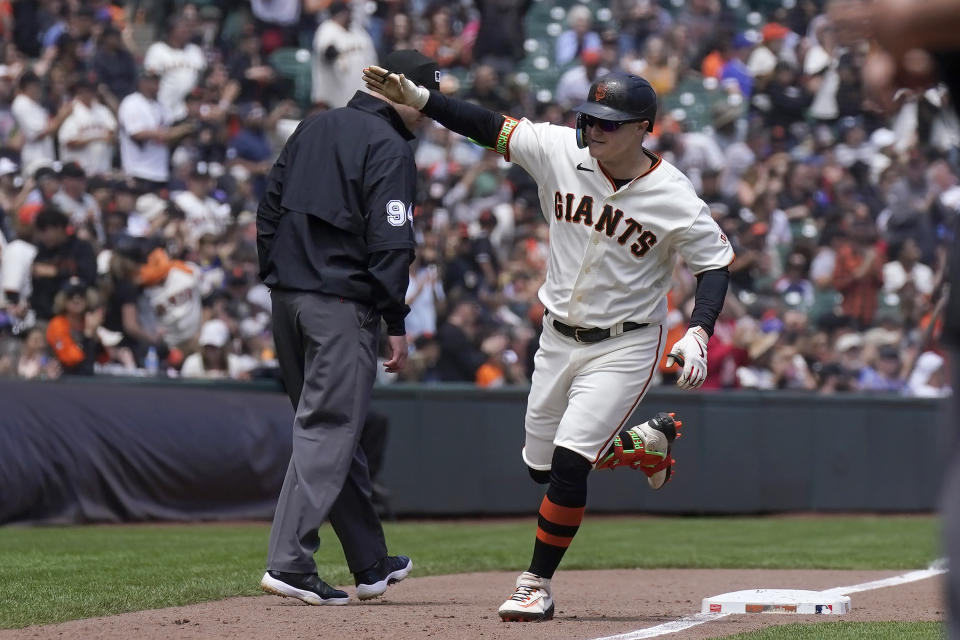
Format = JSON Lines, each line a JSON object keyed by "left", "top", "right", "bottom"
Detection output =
{"left": 405, "top": 253, "right": 445, "bottom": 341}
{"left": 46, "top": 277, "right": 104, "bottom": 375}
{"left": 883, "top": 238, "right": 935, "bottom": 299}
{"left": 52, "top": 162, "right": 102, "bottom": 244}
{"left": 30, "top": 206, "right": 97, "bottom": 321}
{"left": 16, "top": 325, "right": 59, "bottom": 380}
{"left": 118, "top": 70, "right": 193, "bottom": 192}
{"left": 181, "top": 318, "right": 252, "bottom": 379}
{"left": 311, "top": 1, "right": 377, "bottom": 109}
{"left": 251, "top": 0, "right": 301, "bottom": 49}
{"left": 418, "top": 5, "right": 466, "bottom": 68}
{"left": 833, "top": 221, "right": 884, "bottom": 329}
{"left": 102, "top": 245, "right": 166, "bottom": 367}
{"left": 628, "top": 34, "right": 677, "bottom": 98}
{"left": 763, "top": 62, "right": 812, "bottom": 132}
{"left": 226, "top": 103, "right": 274, "bottom": 199}
{"left": 463, "top": 65, "right": 511, "bottom": 113}
{"left": 173, "top": 163, "right": 232, "bottom": 244}
{"left": 906, "top": 351, "right": 951, "bottom": 398}
{"left": 227, "top": 30, "right": 282, "bottom": 108}
{"left": 748, "top": 22, "right": 791, "bottom": 90}
{"left": 858, "top": 343, "right": 907, "bottom": 393}
{"left": 555, "top": 5, "right": 601, "bottom": 67}
{"left": 471, "top": 0, "right": 532, "bottom": 75}
{"left": 718, "top": 33, "right": 755, "bottom": 98}
{"left": 435, "top": 299, "right": 495, "bottom": 382}
{"left": 140, "top": 246, "right": 203, "bottom": 351}
{"left": 611, "top": 0, "right": 673, "bottom": 57}
{"left": 11, "top": 71, "right": 72, "bottom": 172}
{"left": 379, "top": 12, "right": 416, "bottom": 61}
{"left": 143, "top": 18, "right": 206, "bottom": 120}
{"left": 93, "top": 27, "right": 137, "bottom": 106}
{"left": 775, "top": 252, "right": 816, "bottom": 310}
{"left": 474, "top": 330, "right": 521, "bottom": 387}
{"left": 57, "top": 77, "right": 116, "bottom": 176}
{"left": 555, "top": 49, "right": 607, "bottom": 112}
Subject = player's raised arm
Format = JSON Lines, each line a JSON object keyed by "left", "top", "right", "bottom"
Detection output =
{"left": 362, "top": 64, "right": 508, "bottom": 153}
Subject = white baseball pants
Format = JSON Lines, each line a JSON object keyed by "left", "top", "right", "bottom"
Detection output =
{"left": 522, "top": 318, "right": 665, "bottom": 470}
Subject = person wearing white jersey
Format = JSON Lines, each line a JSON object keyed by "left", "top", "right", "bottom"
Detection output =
{"left": 58, "top": 78, "right": 117, "bottom": 176}
{"left": 312, "top": 1, "right": 377, "bottom": 109}
{"left": 364, "top": 64, "right": 734, "bottom": 622}
{"left": 143, "top": 19, "right": 206, "bottom": 121}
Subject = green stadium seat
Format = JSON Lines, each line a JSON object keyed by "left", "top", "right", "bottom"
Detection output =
{"left": 269, "top": 48, "right": 313, "bottom": 108}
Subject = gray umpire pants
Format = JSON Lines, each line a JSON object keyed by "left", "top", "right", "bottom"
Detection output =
{"left": 266, "top": 289, "right": 387, "bottom": 575}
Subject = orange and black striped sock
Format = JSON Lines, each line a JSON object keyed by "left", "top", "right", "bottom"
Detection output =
{"left": 529, "top": 494, "right": 585, "bottom": 579}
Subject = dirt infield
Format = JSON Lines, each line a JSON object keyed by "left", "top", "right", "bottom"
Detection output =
{"left": 0, "top": 569, "right": 943, "bottom": 640}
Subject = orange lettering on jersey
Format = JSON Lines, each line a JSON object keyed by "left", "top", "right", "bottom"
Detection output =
{"left": 553, "top": 191, "right": 564, "bottom": 220}
{"left": 572, "top": 196, "right": 594, "bottom": 226}
{"left": 594, "top": 205, "right": 623, "bottom": 237}
{"left": 564, "top": 193, "right": 574, "bottom": 222}
{"left": 617, "top": 218, "right": 643, "bottom": 245}
{"left": 631, "top": 230, "right": 658, "bottom": 257}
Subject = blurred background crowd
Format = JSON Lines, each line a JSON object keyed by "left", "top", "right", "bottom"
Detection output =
{"left": 0, "top": 0, "right": 955, "bottom": 395}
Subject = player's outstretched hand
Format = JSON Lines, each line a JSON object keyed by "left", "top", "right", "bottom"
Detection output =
{"left": 362, "top": 66, "right": 430, "bottom": 109}
{"left": 666, "top": 327, "right": 709, "bottom": 390}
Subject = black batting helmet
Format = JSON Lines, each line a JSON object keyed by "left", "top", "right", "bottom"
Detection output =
{"left": 573, "top": 72, "right": 658, "bottom": 148}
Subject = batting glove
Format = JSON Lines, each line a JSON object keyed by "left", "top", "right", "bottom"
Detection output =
{"left": 666, "top": 326, "right": 709, "bottom": 390}
{"left": 362, "top": 65, "right": 430, "bottom": 109}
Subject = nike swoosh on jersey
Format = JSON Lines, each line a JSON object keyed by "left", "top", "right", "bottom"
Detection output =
{"left": 576, "top": 163, "right": 594, "bottom": 172}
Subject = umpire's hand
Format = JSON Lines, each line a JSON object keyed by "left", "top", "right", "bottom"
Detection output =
{"left": 383, "top": 334, "right": 408, "bottom": 373}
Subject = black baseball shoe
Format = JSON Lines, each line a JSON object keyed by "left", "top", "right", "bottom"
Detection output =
{"left": 354, "top": 555, "right": 413, "bottom": 600}
{"left": 260, "top": 570, "right": 349, "bottom": 605}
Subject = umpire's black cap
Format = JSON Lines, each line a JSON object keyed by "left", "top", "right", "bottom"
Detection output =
{"left": 574, "top": 72, "right": 658, "bottom": 126}
{"left": 382, "top": 49, "right": 440, "bottom": 91}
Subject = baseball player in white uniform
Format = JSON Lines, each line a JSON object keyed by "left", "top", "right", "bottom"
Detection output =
{"left": 363, "top": 66, "right": 734, "bottom": 622}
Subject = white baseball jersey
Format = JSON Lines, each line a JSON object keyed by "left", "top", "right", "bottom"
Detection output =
{"left": 145, "top": 263, "right": 202, "bottom": 347}
{"left": 58, "top": 100, "right": 117, "bottom": 176}
{"left": 143, "top": 42, "right": 206, "bottom": 120}
{"left": 499, "top": 117, "right": 734, "bottom": 329}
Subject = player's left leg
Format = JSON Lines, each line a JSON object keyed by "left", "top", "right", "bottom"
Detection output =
{"left": 500, "top": 324, "right": 667, "bottom": 622}
{"left": 498, "top": 446, "right": 590, "bottom": 622}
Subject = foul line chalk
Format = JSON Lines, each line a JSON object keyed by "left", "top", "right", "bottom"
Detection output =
{"left": 821, "top": 566, "right": 946, "bottom": 597}
{"left": 590, "top": 561, "right": 946, "bottom": 640}
{"left": 590, "top": 612, "right": 732, "bottom": 640}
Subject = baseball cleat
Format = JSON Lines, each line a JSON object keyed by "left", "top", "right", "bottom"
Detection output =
{"left": 354, "top": 555, "right": 413, "bottom": 600}
{"left": 498, "top": 571, "right": 555, "bottom": 622}
{"left": 260, "top": 570, "right": 350, "bottom": 605}
{"left": 597, "top": 412, "right": 682, "bottom": 489}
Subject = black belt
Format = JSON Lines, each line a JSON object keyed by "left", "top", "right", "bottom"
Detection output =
{"left": 548, "top": 311, "right": 648, "bottom": 343}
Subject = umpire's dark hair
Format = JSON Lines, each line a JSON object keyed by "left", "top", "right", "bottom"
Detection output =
{"left": 33, "top": 206, "right": 70, "bottom": 231}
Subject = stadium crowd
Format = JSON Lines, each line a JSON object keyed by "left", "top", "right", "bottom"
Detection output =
{"left": 0, "top": 0, "right": 955, "bottom": 396}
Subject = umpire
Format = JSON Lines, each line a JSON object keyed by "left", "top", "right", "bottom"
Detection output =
{"left": 256, "top": 50, "right": 436, "bottom": 605}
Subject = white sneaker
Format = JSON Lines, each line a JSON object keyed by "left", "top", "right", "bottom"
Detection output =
{"left": 498, "top": 571, "right": 555, "bottom": 622}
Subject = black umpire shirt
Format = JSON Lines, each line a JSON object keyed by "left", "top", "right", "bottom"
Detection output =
{"left": 256, "top": 91, "right": 417, "bottom": 335}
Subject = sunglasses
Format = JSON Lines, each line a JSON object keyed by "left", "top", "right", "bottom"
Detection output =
{"left": 581, "top": 115, "right": 638, "bottom": 132}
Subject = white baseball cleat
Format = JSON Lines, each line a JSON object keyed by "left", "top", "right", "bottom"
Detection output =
{"left": 498, "top": 571, "right": 555, "bottom": 622}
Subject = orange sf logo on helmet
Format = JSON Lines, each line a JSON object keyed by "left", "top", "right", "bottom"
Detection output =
{"left": 594, "top": 82, "right": 607, "bottom": 101}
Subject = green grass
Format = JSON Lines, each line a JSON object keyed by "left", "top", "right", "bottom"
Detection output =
{"left": 720, "top": 621, "right": 944, "bottom": 639}
{"left": 0, "top": 515, "right": 939, "bottom": 629}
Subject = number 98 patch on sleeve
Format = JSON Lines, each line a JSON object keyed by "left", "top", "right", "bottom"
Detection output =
{"left": 386, "top": 200, "right": 413, "bottom": 226}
